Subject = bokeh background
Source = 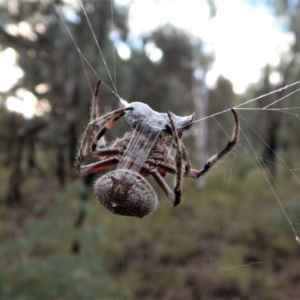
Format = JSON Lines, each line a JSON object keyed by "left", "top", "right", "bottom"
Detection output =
{"left": 0, "top": 0, "right": 300, "bottom": 299}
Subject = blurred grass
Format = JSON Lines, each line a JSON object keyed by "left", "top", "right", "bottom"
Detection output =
{"left": 0, "top": 159, "right": 300, "bottom": 300}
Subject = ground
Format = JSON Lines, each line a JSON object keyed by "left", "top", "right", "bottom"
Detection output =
{"left": 0, "top": 162, "right": 299, "bottom": 300}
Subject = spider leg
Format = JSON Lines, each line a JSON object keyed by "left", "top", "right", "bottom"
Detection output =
{"left": 79, "top": 157, "right": 119, "bottom": 176}
{"left": 145, "top": 159, "right": 177, "bottom": 176}
{"left": 75, "top": 82, "right": 102, "bottom": 170}
{"left": 169, "top": 132, "right": 191, "bottom": 176}
{"left": 93, "top": 148, "right": 120, "bottom": 157}
{"left": 187, "top": 109, "right": 240, "bottom": 179}
{"left": 167, "top": 111, "right": 183, "bottom": 206}
{"left": 91, "top": 107, "right": 133, "bottom": 152}
{"left": 178, "top": 137, "right": 191, "bottom": 176}
{"left": 75, "top": 80, "right": 133, "bottom": 172}
{"left": 90, "top": 80, "right": 101, "bottom": 120}
{"left": 150, "top": 169, "right": 176, "bottom": 206}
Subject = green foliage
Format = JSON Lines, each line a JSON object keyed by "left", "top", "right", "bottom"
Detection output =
{"left": 0, "top": 254, "right": 129, "bottom": 300}
{"left": 0, "top": 161, "right": 299, "bottom": 299}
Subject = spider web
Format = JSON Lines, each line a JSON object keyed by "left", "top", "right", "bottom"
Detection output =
{"left": 52, "top": 0, "right": 300, "bottom": 298}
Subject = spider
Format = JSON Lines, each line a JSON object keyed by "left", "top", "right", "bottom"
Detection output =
{"left": 75, "top": 81, "right": 240, "bottom": 218}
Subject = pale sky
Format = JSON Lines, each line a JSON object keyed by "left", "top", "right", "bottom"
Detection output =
{"left": 0, "top": 48, "right": 23, "bottom": 92}
{"left": 2, "top": 0, "right": 293, "bottom": 117}
{"left": 118, "top": 0, "right": 293, "bottom": 94}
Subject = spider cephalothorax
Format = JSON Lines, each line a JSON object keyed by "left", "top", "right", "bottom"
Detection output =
{"left": 75, "top": 81, "right": 240, "bottom": 218}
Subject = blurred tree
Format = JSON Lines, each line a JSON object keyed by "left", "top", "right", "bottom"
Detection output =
{"left": 249, "top": 0, "right": 300, "bottom": 178}
{"left": 0, "top": 0, "right": 129, "bottom": 204}
{"left": 207, "top": 76, "right": 236, "bottom": 152}
{"left": 0, "top": 0, "right": 129, "bottom": 182}
{"left": 5, "top": 119, "right": 47, "bottom": 205}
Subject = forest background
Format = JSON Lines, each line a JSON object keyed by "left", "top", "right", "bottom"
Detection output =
{"left": 0, "top": 0, "right": 300, "bottom": 299}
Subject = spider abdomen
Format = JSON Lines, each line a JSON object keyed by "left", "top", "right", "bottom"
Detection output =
{"left": 94, "top": 170, "right": 158, "bottom": 218}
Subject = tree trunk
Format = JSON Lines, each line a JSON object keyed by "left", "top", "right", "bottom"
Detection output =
{"left": 192, "top": 76, "right": 208, "bottom": 188}
{"left": 262, "top": 111, "right": 281, "bottom": 180}
{"left": 5, "top": 122, "right": 47, "bottom": 206}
